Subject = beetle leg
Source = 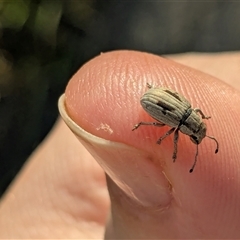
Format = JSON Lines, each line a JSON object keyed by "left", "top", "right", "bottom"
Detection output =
{"left": 194, "top": 108, "right": 211, "bottom": 119}
{"left": 172, "top": 128, "right": 179, "bottom": 162}
{"left": 132, "top": 122, "right": 165, "bottom": 131}
{"left": 156, "top": 127, "right": 175, "bottom": 145}
{"left": 190, "top": 144, "right": 199, "bottom": 173}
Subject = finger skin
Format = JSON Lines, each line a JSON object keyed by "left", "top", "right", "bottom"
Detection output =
{"left": 0, "top": 120, "right": 109, "bottom": 238}
{"left": 65, "top": 50, "right": 240, "bottom": 238}
{"left": 168, "top": 51, "right": 240, "bottom": 91}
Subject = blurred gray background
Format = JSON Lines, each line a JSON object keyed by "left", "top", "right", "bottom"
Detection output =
{"left": 0, "top": 0, "right": 240, "bottom": 196}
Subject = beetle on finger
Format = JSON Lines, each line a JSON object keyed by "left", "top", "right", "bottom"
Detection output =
{"left": 132, "top": 83, "right": 219, "bottom": 173}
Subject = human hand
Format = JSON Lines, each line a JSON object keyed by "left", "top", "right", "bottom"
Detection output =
{"left": 0, "top": 50, "right": 239, "bottom": 238}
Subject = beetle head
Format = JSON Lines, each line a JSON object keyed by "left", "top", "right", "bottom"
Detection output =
{"left": 190, "top": 122, "right": 207, "bottom": 145}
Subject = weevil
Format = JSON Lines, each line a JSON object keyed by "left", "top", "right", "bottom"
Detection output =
{"left": 132, "top": 83, "right": 219, "bottom": 172}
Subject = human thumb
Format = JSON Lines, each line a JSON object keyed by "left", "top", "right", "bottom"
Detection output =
{"left": 59, "top": 50, "right": 240, "bottom": 239}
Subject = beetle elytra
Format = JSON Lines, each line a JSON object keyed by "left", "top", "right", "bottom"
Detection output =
{"left": 132, "top": 83, "right": 219, "bottom": 173}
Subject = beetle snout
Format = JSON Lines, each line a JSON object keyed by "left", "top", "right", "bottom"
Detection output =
{"left": 190, "top": 122, "right": 207, "bottom": 145}
{"left": 190, "top": 135, "right": 199, "bottom": 145}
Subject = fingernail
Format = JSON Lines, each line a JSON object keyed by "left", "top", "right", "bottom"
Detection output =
{"left": 59, "top": 94, "right": 172, "bottom": 207}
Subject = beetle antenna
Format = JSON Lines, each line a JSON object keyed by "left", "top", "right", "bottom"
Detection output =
{"left": 206, "top": 135, "right": 219, "bottom": 154}
{"left": 189, "top": 144, "right": 199, "bottom": 173}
